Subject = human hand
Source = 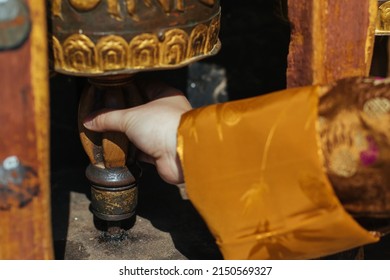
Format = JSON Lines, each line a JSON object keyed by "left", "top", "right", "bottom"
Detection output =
{"left": 83, "top": 79, "right": 192, "bottom": 185}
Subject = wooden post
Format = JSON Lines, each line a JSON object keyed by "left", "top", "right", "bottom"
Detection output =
{"left": 287, "top": 0, "right": 378, "bottom": 87}
{"left": 0, "top": 0, "right": 53, "bottom": 259}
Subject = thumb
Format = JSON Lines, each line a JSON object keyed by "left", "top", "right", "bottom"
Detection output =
{"left": 83, "top": 109, "right": 127, "bottom": 133}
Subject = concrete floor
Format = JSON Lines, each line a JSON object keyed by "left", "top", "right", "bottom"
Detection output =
{"left": 51, "top": 165, "right": 222, "bottom": 260}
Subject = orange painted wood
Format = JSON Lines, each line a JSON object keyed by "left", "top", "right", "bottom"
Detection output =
{"left": 0, "top": 0, "right": 53, "bottom": 259}
{"left": 287, "top": 0, "right": 377, "bottom": 87}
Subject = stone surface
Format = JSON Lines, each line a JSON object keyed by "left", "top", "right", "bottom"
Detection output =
{"left": 51, "top": 165, "right": 222, "bottom": 260}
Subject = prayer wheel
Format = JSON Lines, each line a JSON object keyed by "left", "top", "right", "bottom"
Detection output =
{"left": 49, "top": 0, "right": 221, "bottom": 223}
{"left": 377, "top": 0, "right": 390, "bottom": 35}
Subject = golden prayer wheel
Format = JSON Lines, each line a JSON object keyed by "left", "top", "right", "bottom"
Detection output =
{"left": 51, "top": 0, "right": 221, "bottom": 76}
{"left": 376, "top": 0, "right": 390, "bottom": 35}
{"left": 49, "top": 0, "right": 221, "bottom": 224}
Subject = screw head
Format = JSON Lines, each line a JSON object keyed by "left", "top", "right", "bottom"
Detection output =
{"left": 0, "top": 0, "right": 31, "bottom": 50}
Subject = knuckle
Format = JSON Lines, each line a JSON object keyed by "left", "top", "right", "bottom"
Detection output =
{"left": 95, "top": 114, "right": 107, "bottom": 129}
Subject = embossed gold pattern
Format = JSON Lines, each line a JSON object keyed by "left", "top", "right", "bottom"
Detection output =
{"left": 376, "top": 1, "right": 390, "bottom": 34}
{"left": 52, "top": 36, "right": 64, "bottom": 69}
{"left": 188, "top": 24, "right": 208, "bottom": 57}
{"left": 96, "top": 35, "right": 128, "bottom": 71}
{"left": 50, "top": 0, "right": 221, "bottom": 75}
{"left": 207, "top": 15, "right": 220, "bottom": 52}
{"left": 69, "top": 0, "right": 101, "bottom": 12}
{"left": 52, "top": 0, "right": 217, "bottom": 19}
{"left": 52, "top": 0, "right": 62, "bottom": 17}
{"left": 62, "top": 34, "right": 97, "bottom": 72}
{"left": 129, "top": 33, "right": 159, "bottom": 67}
{"left": 162, "top": 29, "right": 188, "bottom": 65}
{"left": 107, "top": 0, "right": 123, "bottom": 20}
{"left": 53, "top": 16, "right": 220, "bottom": 75}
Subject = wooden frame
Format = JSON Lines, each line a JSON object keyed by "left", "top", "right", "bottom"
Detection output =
{"left": 287, "top": 0, "right": 377, "bottom": 87}
{"left": 0, "top": 0, "right": 53, "bottom": 259}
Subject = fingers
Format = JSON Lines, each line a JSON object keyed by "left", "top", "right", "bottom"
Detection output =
{"left": 136, "top": 150, "right": 155, "bottom": 165}
{"left": 83, "top": 108, "right": 128, "bottom": 133}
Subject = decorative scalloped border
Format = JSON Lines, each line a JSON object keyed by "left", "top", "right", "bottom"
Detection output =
{"left": 52, "top": 14, "right": 220, "bottom": 76}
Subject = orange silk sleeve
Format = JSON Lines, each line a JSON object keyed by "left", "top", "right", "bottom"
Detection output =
{"left": 177, "top": 85, "right": 378, "bottom": 260}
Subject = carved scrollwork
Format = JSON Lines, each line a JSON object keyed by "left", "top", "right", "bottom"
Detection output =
{"left": 188, "top": 24, "right": 208, "bottom": 57}
{"left": 129, "top": 33, "right": 159, "bottom": 68}
{"left": 52, "top": 0, "right": 62, "bottom": 18}
{"left": 52, "top": 36, "right": 64, "bottom": 69}
{"left": 52, "top": 13, "right": 220, "bottom": 74}
{"left": 96, "top": 35, "right": 129, "bottom": 71}
{"left": 377, "top": 1, "right": 390, "bottom": 34}
{"left": 380, "top": 1, "right": 390, "bottom": 29}
{"left": 69, "top": 0, "right": 102, "bottom": 12}
{"left": 162, "top": 29, "right": 188, "bottom": 65}
{"left": 52, "top": 0, "right": 216, "bottom": 19}
{"left": 207, "top": 15, "right": 220, "bottom": 52}
{"left": 63, "top": 34, "right": 97, "bottom": 72}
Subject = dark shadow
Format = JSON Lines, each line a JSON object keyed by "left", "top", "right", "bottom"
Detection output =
{"left": 136, "top": 163, "right": 223, "bottom": 260}
{"left": 358, "top": 218, "right": 390, "bottom": 260}
{"left": 370, "top": 36, "right": 389, "bottom": 77}
{"left": 205, "top": 1, "right": 291, "bottom": 100}
{"left": 50, "top": 74, "right": 90, "bottom": 259}
{"left": 364, "top": 234, "right": 390, "bottom": 259}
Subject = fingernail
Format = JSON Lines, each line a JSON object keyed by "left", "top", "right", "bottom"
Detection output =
{"left": 83, "top": 116, "right": 94, "bottom": 129}
{"left": 83, "top": 120, "right": 92, "bottom": 128}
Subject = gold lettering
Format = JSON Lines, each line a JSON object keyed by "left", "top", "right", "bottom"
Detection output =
{"left": 126, "top": 0, "right": 136, "bottom": 15}
{"left": 126, "top": 0, "right": 140, "bottom": 21}
{"left": 52, "top": 0, "right": 62, "bottom": 18}
{"left": 156, "top": 0, "right": 185, "bottom": 13}
{"left": 174, "top": 0, "right": 184, "bottom": 12}
{"left": 52, "top": 36, "right": 64, "bottom": 68}
{"left": 107, "top": 0, "right": 123, "bottom": 20}
{"left": 69, "top": 0, "right": 101, "bottom": 12}
{"left": 143, "top": 0, "right": 153, "bottom": 7}
{"left": 379, "top": 2, "right": 390, "bottom": 31}
{"left": 156, "top": 0, "right": 170, "bottom": 13}
{"left": 52, "top": 0, "right": 215, "bottom": 20}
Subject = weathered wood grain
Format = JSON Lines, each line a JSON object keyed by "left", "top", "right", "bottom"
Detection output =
{"left": 0, "top": 0, "right": 53, "bottom": 259}
{"left": 287, "top": 0, "right": 377, "bottom": 87}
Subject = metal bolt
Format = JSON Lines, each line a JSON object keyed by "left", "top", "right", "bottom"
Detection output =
{"left": 3, "top": 156, "right": 20, "bottom": 170}
{"left": 0, "top": 0, "right": 20, "bottom": 22}
{"left": 0, "top": 0, "right": 31, "bottom": 50}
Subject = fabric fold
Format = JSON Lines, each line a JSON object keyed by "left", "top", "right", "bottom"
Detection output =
{"left": 177, "top": 85, "right": 378, "bottom": 259}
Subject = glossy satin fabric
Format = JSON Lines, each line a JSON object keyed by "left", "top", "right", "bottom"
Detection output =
{"left": 177, "top": 85, "right": 378, "bottom": 260}
{"left": 318, "top": 77, "right": 390, "bottom": 217}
